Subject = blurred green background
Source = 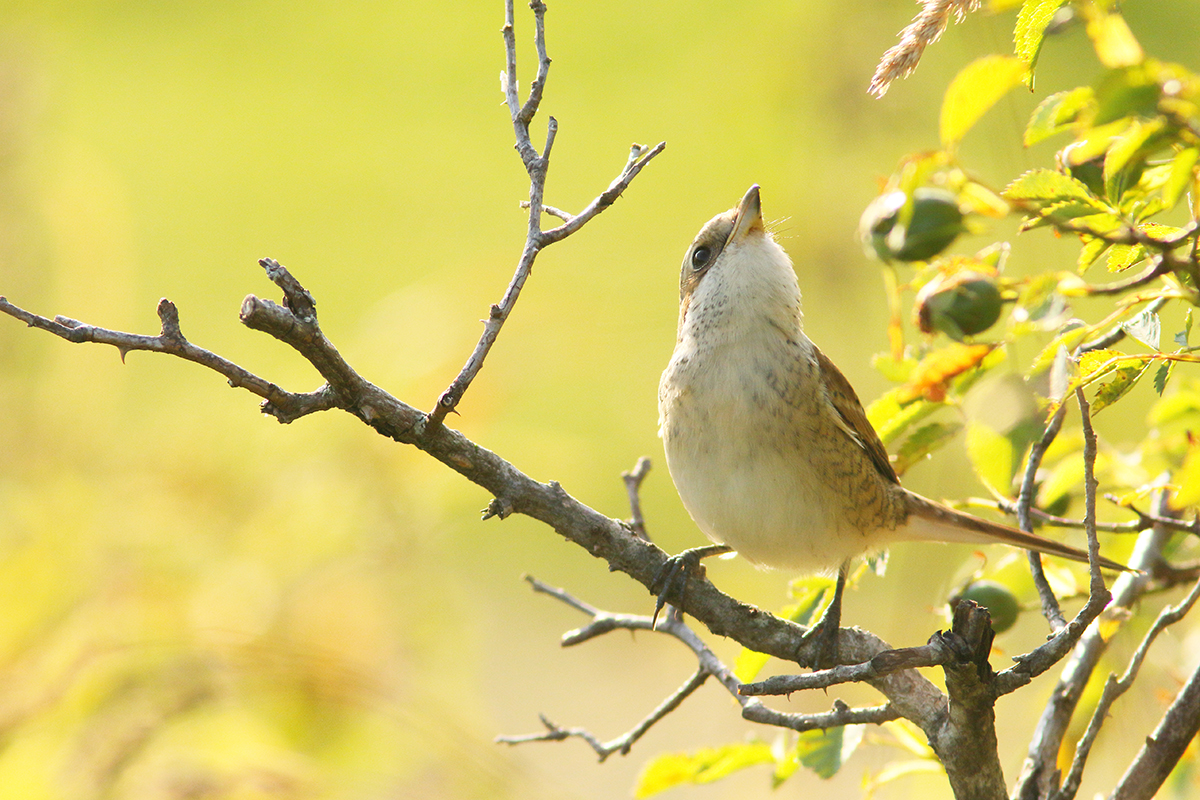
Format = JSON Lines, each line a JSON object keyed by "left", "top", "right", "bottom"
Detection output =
{"left": 2, "top": 1, "right": 1199, "bottom": 798}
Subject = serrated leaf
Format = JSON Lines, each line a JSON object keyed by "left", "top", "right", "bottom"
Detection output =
{"left": 1105, "top": 243, "right": 1146, "bottom": 273}
{"left": 1121, "top": 308, "right": 1161, "bottom": 350}
{"left": 1077, "top": 348, "right": 1124, "bottom": 381}
{"left": 1091, "top": 357, "right": 1151, "bottom": 414}
{"left": 1154, "top": 361, "right": 1173, "bottom": 395}
{"left": 1014, "top": 0, "right": 1069, "bottom": 86}
{"left": 635, "top": 742, "right": 775, "bottom": 797}
{"left": 1164, "top": 148, "right": 1200, "bottom": 209}
{"left": 893, "top": 421, "right": 964, "bottom": 475}
{"left": 1025, "top": 87, "right": 1096, "bottom": 146}
{"left": 941, "top": 55, "right": 1027, "bottom": 148}
{"left": 1030, "top": 325, "right": 1090, "bottom": 375}
{"left": 1004, "top": 169, "right": 1097, "bottom": 205}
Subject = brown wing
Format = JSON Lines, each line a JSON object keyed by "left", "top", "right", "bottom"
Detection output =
{"left": 812, "top": 345, "right": 900, "bottom": 486}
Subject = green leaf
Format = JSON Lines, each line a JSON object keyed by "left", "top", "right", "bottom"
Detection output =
{"left": 893, "top": 421, "right": 964, "bottom": 474}
{"left": 1094, "top": 65, "right": 1161, "bottom": 126}
{"left": 1029, "top": 324, "right": 1089, "bottom": 376}
{"left": 1104, "top": 118, "right": 1166, "bottom": 200}
{"left": 777, "top": 726, "right": 865, "bottom": 785}
{"left": 867, "top": 389, "right": 938, "bottom": 445}
{"left": 1105, "top": 242, "right": 1146, "bottom": 273}
{"left": 635, "top": 742, "right": 775, "bottom": 797}
{"left": 941, "top": 55, "right": 1027, "bottom": 148}
{"left": 1078, "top": 348, "right": 1124, "bottom": 382}
{"left": 871, "top": 352, "right": 919, "bottom": 383}
{"left": 1121, "top": 308, "right": 1161, "bottom": 350}
{"left": 1154, "top": 362, "right": 1173, "bottom": 395}
{"left": 1149, "top": 385, "right": 1200, "bottom": 426}
{"left": 1025, "top": 87, "right": 1095, "bottom": 146}
{"left": 1004, "top": 169, "right": 1097, "bottom": 206}
{"left": 966, "top": 421, "right": 1018, "bottom": 493}
{"left": 1091, "top": 357, "right": 1151, "bottom": 414}
{"left": 1175, "top": 309, "right": 1194, "bottom": 348}
{"left": 1014, "top": 0, "right": 1069, "bottom": 86}
{"left": 1164, "top": 147, "right": 1200, "bottom": 209}
{"left": 1077, "top": 237, "right": 1110, "bottom": 272}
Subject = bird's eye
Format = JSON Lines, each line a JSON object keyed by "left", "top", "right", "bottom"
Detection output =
{"left": 691, "top": 246, "right": 712, "bottom": 270}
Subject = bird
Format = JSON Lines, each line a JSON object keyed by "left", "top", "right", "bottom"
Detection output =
{"left": 655, "top": 184, "right": 1124, "bottom": 664}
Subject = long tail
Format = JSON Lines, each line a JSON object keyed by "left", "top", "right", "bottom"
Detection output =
{"left": 901, "top": 489, "right": 1129, "bottom": 572}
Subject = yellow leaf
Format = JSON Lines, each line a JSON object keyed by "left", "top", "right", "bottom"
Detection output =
{"left": 1086, "top": 10, "right": 1144, "bottom": 68}
{"left": 635, "top": 743, "right": 774, "bottom": 797}
{"left": 897, "top": 344, "right": 994, "bottom": 403}
{"left": 941, "top": 55, "right": 1028, "bottom": 148}
{"left": 1172, "top": 440, "right": 1200, "bottom": 509}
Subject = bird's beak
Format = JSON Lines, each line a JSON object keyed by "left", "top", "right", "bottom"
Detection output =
{"left": 730, "top": 184, "right": 765, "bottom": 243}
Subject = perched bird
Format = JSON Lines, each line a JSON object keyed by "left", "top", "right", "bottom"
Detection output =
{"left": 656, "top": 185, "right": 1123, "bottom": 662}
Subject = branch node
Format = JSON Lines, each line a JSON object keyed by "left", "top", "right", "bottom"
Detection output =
{"left": 259, "top": 257, "right": 317, "bottom": 322}
{"left": 483, "top": 497, "right": 514, "bottom": 520}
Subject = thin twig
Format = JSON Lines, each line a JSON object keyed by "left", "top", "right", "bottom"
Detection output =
{"left": 507, "top": 576, "right": 918, "bottom": 752}
{"left": 988, "top": 497, "right": 1142, "bottom": 534}
{"left": 1059, "top": 571, "right": 1200, "bottom": 800}
{"left": 496, "top": 668, "right": 711, "bottom": 761}
{"left": 1078, "top": 296, "right": 1171, "bottom": 353}
{"left": 1076, "top": 389, "right": 1108, "bottom": 600}
{"left": 0, "top": 294, "right": 339, "bottom": 424}
{"left": 622, "top": 457, "right": 652, "bottom": 540}
{"left": 1009, "top": 488, "right": 1171, "bottom": 799}
{"left": 427, "top": 1, "right": 665, "bottom": 426}
{"left": 1018, "top": 402, "right": 1070, "bottom": 631}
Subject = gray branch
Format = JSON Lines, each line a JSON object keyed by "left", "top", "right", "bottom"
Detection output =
{"left": 428, "top": 0, "right": 665, "bottom": 425}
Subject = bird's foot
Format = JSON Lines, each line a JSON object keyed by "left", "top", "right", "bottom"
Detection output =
{"left": 650, "top": 544, "right": 733, "bottom": 627}
{"left": 795, "top": 568, "right": 848, "bottom": 670}
{"left": 797, "top": 610, "right": 841, "bottom": 670}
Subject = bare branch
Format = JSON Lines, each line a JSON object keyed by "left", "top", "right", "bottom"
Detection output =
{"left": 1062, "top": 572, "right": 1200, "bottom": 800}
{"left": 496, "top": 669, "right": 711, "bottom": 761}
{"left": 739, "top": 637, "right": 957, "bottom": 696}
{"left": 1010, "top": 489, "right": 1173, "bottom": 798}
{"left": 1110, "top": 579, "right": 1200, "bottom": 800}
{"left": 1017, "top": 402, "right": 1070, "bottom": 631}
{"left": 509, "top": 576, "right": 917, "bottom": 754}
{"left": 427, "top": 1, "right": 665, "bottom": 426}
{"left": 622, "top": 457, "right": 652, "bottom": 540}
{"left": 0, "top": 294, "right": 338, "bottom": 424}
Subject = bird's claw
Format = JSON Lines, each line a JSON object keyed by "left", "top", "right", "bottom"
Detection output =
{"left": 650, "top": 544, "right": 732, "bottom": 628}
